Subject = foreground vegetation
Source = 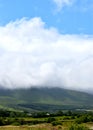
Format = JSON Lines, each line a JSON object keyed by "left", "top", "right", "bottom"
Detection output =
{"left": 0, "top": 124, "right": 90, "bottom": 130}
{"left": 0, "top": 109, "right": 93, "bottom": 129}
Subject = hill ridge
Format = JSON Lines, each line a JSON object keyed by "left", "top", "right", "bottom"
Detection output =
{"left": 0, "top": 87, "right": 93, "bottom": 111}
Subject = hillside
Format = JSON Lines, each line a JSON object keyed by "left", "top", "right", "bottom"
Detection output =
{"left": 0, "top": 87, "right": 93, "bottom": 111}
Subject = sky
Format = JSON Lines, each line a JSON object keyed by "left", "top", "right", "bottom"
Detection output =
{"left": 0, "top": 0, "right": 93, "bottom": 92}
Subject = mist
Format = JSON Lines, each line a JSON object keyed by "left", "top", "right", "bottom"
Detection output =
{"left": 0, "top": 17, "right": 93, "bottom": 92}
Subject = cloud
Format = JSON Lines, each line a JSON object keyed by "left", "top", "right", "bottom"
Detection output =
{"left": 0, "top": 17, "right": 93, "bottom": 92}
{"left": 52, "top": 0, "right": 93, "bottom": 13}
{"left": 70, "top": 0, "right": 93, "bottom": 13}
{"left": 52, "top": 0, "right": 74, "bottom": 11}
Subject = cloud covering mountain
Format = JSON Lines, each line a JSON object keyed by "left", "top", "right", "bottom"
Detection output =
{"left": 0, "top": 17, "right": 93, "bottom": 92}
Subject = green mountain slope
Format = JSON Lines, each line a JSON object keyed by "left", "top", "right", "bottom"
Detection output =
{"left": 0, "top": 87, "right": 93, "bottom": 111}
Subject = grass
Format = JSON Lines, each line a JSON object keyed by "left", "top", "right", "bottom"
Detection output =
{"left": 0, "top": 124, "right": 61, "bottom": 130}
{"left": 0, "top": 110, "right": 92, "bottom": 130}
{"left": 0, "top": 122, "right": 91, "bottom": 130}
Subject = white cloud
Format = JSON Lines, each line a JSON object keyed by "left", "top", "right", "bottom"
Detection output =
{"left": 0, "top": 17, "right": 93, "bottom": 92}
{"left": 52, "top": 0, "right": 93, "bottom": 13}
{"left": 52, "top": 0, "right": 74, "bottom": 11}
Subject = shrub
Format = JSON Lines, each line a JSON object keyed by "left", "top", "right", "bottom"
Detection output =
{"left": 75, "top": 115, "right": 88, "bottom": 124}
{"left": 47, "top": 117, "right": 56, "bottom": 123}
{"left": 52, "top": 121, "right": 62, "bottom": 126}
{"left": 0, "top": 117, "right": 5, "bottom": 126}
{"left": 68, "top": 124, "right": 89, "bottom": 130}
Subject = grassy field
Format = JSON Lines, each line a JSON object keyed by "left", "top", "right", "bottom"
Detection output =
{"left": 0, "top": 123, "right": 92, "bottom": 130}
{"left": 0, "top": 109, "right": 93, "bottom": 130}
{"left": 0, "top": 124, "right": 63, "bottom": 130}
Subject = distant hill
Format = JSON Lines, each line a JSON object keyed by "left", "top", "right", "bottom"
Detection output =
{"left": 0, "top": 87, "right": 93, "bottom": 111}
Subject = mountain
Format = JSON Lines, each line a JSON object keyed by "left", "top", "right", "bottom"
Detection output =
{"left": 0, "top": 87, "right": 93, "bottom": 111}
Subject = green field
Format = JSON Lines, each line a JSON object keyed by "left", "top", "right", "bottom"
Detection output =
{"left": 0, "top": 109, "right": 93, "bottom": 130}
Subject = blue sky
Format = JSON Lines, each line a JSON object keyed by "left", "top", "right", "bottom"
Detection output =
{"left": 0, "top": 0, "right": 93, "bottom": 91}
{"left": 0, "top": 0, "right": 93, "bottom": 34}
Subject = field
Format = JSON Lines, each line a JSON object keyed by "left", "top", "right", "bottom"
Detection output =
{"left": 0, "top": 124, "right": 62, "bottom": 130}
{"left": 0, "top": 125, "right": 56, "bottom": 130}
{"left": 0, "top": 109, "right": 93, "bottom": 129}
{"left": 0, "top": 123, "right": 92, "bottom": 130}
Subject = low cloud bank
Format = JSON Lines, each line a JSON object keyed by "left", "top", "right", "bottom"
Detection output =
{"left": 0, "top": 17, "right": 93, "bottom": 92}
